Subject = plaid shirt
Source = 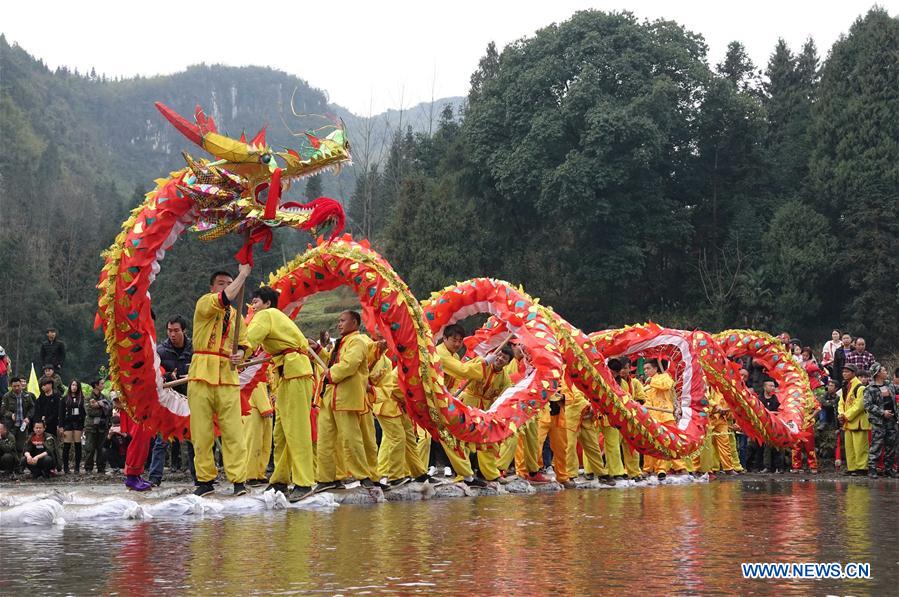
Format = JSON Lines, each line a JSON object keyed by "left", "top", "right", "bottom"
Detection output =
{"left": 844, "top": 350, "right": 875, "bottom": 372}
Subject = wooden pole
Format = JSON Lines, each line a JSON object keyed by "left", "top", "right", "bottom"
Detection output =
{"left": 162, "top": 355, "right": 274, "bottom": 389}
{"left": 230, "top": 232, "right": 251, "bottom": 370}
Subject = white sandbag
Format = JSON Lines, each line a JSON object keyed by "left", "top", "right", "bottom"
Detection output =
{"left": 143, "top": 495, "right": 216, "bottom": 518}
{"left": 0, "top": 499, "right": 65, "bottom": 527}
{"left": 0, "top": 492, "right": 53, "bottom": 507}
{"left": 61, "top": 498, "right": 144, "bottom": 521}
{"left": 211, "top": 491, "right": 289, "bottom": 513}
{"left": 287, "top": 492, "right": 341, "bottom": 511}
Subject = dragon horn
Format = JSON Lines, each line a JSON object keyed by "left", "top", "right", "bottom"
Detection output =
{"left": 155, "top": 102, "right": 203, "bottom": 146}
{"left": 251, "top": 127, "right": 267, "bottom": 147}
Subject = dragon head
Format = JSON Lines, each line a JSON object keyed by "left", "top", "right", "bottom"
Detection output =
{"left": 154, "top": 102, "right": 350, "bottom": 244}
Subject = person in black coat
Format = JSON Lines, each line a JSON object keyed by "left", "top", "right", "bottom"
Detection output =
{"left": 40, "top": 328, "right": 66, "bottom": 373}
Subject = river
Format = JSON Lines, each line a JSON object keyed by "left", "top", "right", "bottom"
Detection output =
{"left": 1, "top": 479, "right": 895, "bottom": 595}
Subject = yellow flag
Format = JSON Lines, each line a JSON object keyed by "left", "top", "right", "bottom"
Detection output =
{"left": 27, "top": 363, "right": 40, "bottom": 396}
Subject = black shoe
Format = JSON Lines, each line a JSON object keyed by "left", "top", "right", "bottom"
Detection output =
{"left": 413, "top": 474, "right": 432, "bottom": 483}
{"left": 360, "top": 478, "right": 376, "bottom": 488}
{"left": 387, "top": 477, "right": 411, "bottom": 489}
{"left": 246, "top": 478, "right": 267, "bottom": 488}
{"left": 464, "top": 477, "right": 488, "bottom": 488}
{"left": 657, "top": 472, "right": 667, "bottom": 481}
{"left": 265, "top": 482, "right": 288, "bottom": 494}
{"left": 288, "top": 486, "right": 313, "bottom": 502}
{"left": 150, "top": 478, "right": 162, "bottom": 487}
{"left": 194, "top": 482, "right": 215, "bottom": 497}
{"left": 233, "top": 483, "right": 248, "bottom": 496}
{"left": 868, "top": 469, "right": 878, "bottom": 479}
{"left": 313, "top": 480, "right": 342, "bottom": 493}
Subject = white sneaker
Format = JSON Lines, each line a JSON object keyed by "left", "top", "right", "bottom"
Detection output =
{"left": 343, "top": 480, "right": 361, "bottom": 489}
{"left": 443, "top": 466, "right": 452, "bottom": 477}
{"left": 428, "top": 466, "right": 437, "bottom": 476}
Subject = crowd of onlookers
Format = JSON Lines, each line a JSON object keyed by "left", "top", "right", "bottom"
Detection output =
{"left": 733, "top": 331, "right": 897, "bottom": 478}
{"left": 0, "top": 327, "right": 895, "bottom": 482}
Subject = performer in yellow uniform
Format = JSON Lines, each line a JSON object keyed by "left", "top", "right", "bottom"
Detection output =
{"left": 457, "top": 345, "right": 513, "bottom": 482}
{"left": 618, "top": 359, "right": 646, "bottom": 479}
{"left": 537, "top": 396, "right": 570, "bottom": 484}
{"left": 597, "top": 359, "right": 627, "bottom": 479}
{"left": 641, "top": 359, "right": 686, "bottom": 478}
{"left": 505, "top": 343, "right": 547, "bottom": 483}
{"left": 372, "top": 358, "right": 428, "bottom": 485}
{"left": 242, "top": 379, "right": 273, "bottom": 486}
{"left": 188, "top": 266, "right": 251, "bottom": 497}
{"left": 434, "top": 324, "right": 490, "bottom": 487}
{"left": 694, "top": 387, "right": 736, "bottom": 474}
{"left": 245, "top": 286, "right": 316, "bottom": 501}
{"left": 837, "top": 364, "right": 869, "bottom": 475}
{"left": 315, "top": 311, "right": 374, "bottom": 489}
{"left": 563, "top": 379, "right": 606, "bottom": 484}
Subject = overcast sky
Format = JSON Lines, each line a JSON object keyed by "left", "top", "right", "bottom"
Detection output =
{"left": 3, "top": 1, "right": 895, "bottom": 114}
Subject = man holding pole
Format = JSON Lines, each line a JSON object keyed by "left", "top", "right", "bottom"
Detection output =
{"left": 188, "top": 266, "right": 251, "bottom": 497}
{"left": 245, "top": 285, "right": 316, "bottom": 502}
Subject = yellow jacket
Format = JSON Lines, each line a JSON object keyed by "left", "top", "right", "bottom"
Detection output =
{"left": 371, "top": 360, "right": 405, "bottom": 419}
{"left": 249, "top": 384, "right": 273, "bottom": 417}
{"left": 436, "top": 343, "right": 487, "bottom": 390}
{"left": 563, "top": 381, "right": 593, "bottom": 431}
{"left": 189, "top": 292, "right": 249, "bottom": 386}
{"left": 325, "top": 331, "right": 371, "bottom": 412}
{"left": 838, "top": 377, "right": 869, "bottom": 431}
{"left": 459, "top": 364, "right": 511, "bottom": 410}
{"left": 245, "top": 308, "right": 313, "bottom": 382}
{"left": 645, "top": 372, "right": 676, "bottom": 424}
{"left": 619, "top": 376, "right": 647, "bottom": 403}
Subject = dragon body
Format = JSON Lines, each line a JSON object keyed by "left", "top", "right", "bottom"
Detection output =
{"left": 267, "top": 237, "right": 807, "bottom": 458}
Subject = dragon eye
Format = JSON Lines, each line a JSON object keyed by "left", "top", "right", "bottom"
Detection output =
{"left": 261, "top": 154, "right": 272, "bottom": 164}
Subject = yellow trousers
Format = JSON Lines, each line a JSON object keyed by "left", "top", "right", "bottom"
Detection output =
{"left": 270, "top": 377, "right": 314, "bottom": 487}
{"left": 643, "top": 455, "right": 687, "bottom": 475}
{"left": 567, "top": 422, "right": 605, "bottom": 479}
{"left": 361, "top": 411, "right": 379, "bottom": 481}
{"left": 242, "top": 408, "right": 272, "bottom": 481}
{"left": 843, "top": 429, "right": 869, "bottom": 472}
{"left": 537, "top": 410, "right": 569, "bottom": 483}
{"left": 497, "top": 434, "right": 518, "bottom": 472}
{"left": 599, "top": 423, "right": 625, "bottom": 477}
{"left": 443, "top": 438, "right": 473, "bottom": 478}
{"left": 188, "top": 381, "right": 247, "bottom": 483}
{"left": 622, "top": 438, "right": 642, "bottom": 477}
{"left": 514, "top": 418, "right": 540, "bottom": 477}
{"left": 316, "top": 401, "right": 370, "bottom": 483}
{"left": 376, "top": 415, "right": 408, "bottom": 481}
{"left": 402, "top": 416, "right": 427, "bottom": 478}
{"left": 416, "top": 427, "right": 431, "bottom": 469}
{"left": 729, "top": 432, "right": 744, "bottom": 472}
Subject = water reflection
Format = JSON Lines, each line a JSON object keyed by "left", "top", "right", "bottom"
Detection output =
{"left": 1, "top": 481, "right": 896, "bottom": 595}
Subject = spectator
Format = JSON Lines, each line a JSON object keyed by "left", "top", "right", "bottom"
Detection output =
{"left": 60, "top": 379, "right": 86, "bottom": 474}
{"left": 35, "top": 380, "right": 62, "bottom": 467}
{"left": 845, "top": 337, "right": 875, "bottom": 374}
{"left": 818, "top": 378, "right": 841, "bottom": 429}
{"left": 863, "top": 362, "right": 896, "bottom": 478}
{"left": 0, "top": 345, "right": 10, "bottom": 396}
{"left": 105, "top": 414, "right": 131, "bottom": 471}
{"left": 39, "top": 364, "right": 66, "bottom": 396}
{"left": 40, "top": 327, "right": 66, "bottom": 373}
{"left": 82, "top": 380, "right": 111, "bottom": 474}
{"left": 150, "top": 315, "right": 194, "bottom": 485}
{"left": 0, "top": 422, "right": 17, "bottom": 474}
{"left": 21, "top": 420, "right": 58, "bottom": 478}
{"left": 1, "top": 375, "right": 36, "bottom": 455}
{"left": 790, "top": 340, "right": 803, "bottom": 364}
{"left": 821, "top": 330, "right": 840, "bottom": 372}
{"left": 746, "top": 380, "right": 783, "bottom": 472}
{"left": 831, "top": 333, "right": 853, "bottom": 379}
{"left": 800, "top": 347, "right": 824, "bottom": 390}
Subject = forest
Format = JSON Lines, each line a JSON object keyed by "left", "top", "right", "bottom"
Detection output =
{"left": 0, "top": 8, "right": 897, "bottom": 380}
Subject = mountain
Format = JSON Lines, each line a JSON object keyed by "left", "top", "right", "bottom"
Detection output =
{"left": 0, "top": 35, "right": 462, "bottom": 379}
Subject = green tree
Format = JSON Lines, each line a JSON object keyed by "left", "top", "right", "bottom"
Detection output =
{"left": 809, "top": 7, "right": 899, "bottom": 346}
